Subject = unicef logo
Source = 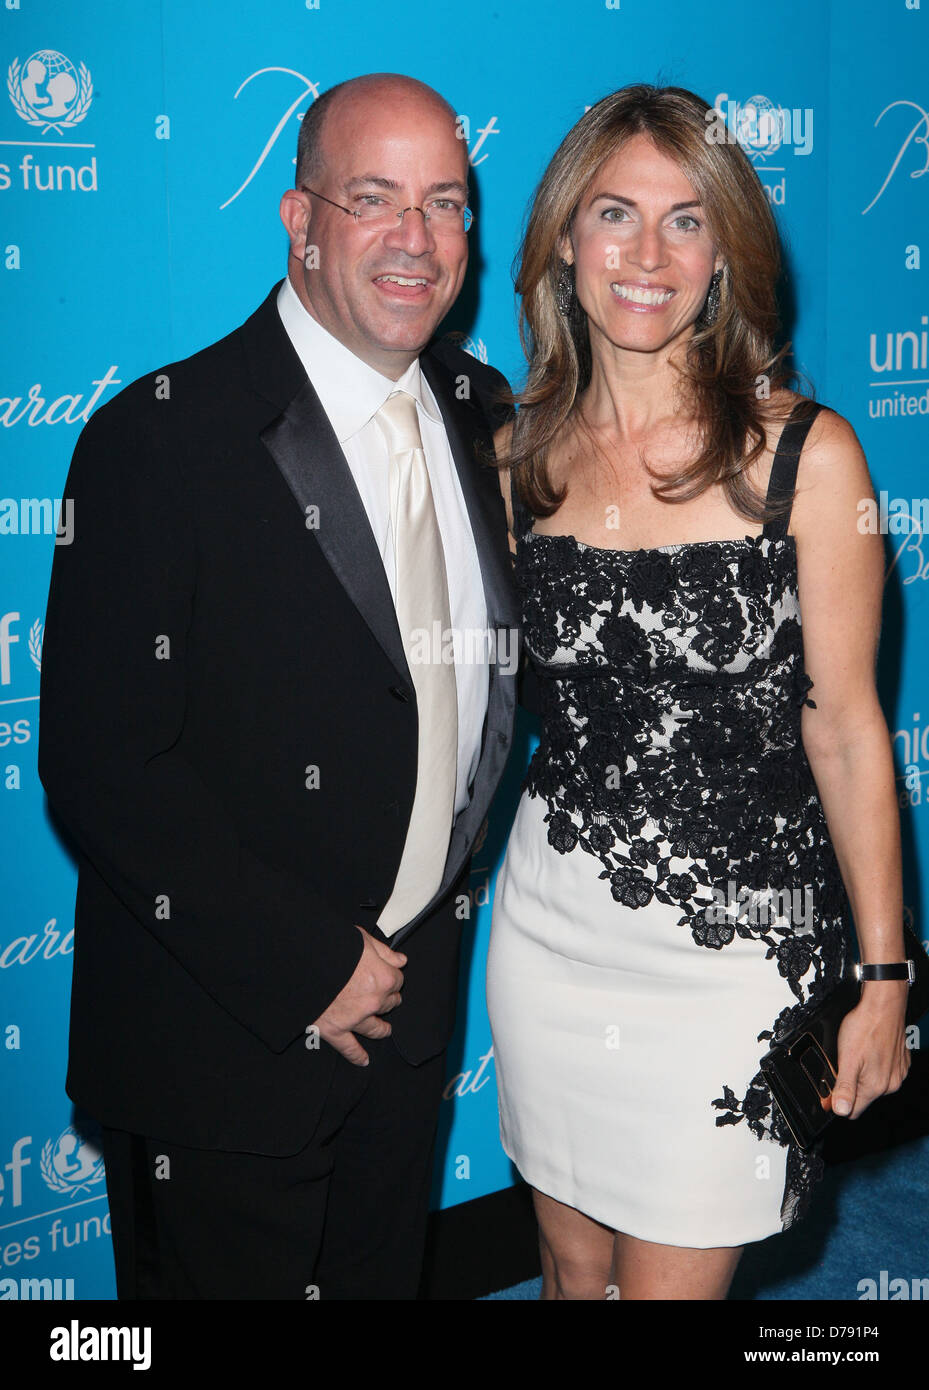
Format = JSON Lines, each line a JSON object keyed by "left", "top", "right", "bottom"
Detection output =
{"left": 443, "top": 331, "right": 489, "bottom": 364}
{"left": 734, "top": 95, "right": 783, "bottom": 161}
{"left": 40, "top": 1126, "right": 106, "bottom": 1197}
{"left": 710, "top": 93, "right": 813, "bottom": 164}
{"left": 29, "top": 619, "right": 43, "bottom": 674}
{"left": 7, "top": 50, "right": 93, "bottom": 134}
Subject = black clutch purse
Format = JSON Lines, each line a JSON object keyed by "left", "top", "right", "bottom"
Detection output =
{"left": 760, "top": 922, "right": 929, "bottom": 1150}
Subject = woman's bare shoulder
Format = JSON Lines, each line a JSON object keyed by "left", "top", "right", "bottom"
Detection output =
{"left": 787, "top": 399, "right": 871, "bottom": 543}
{"left": 760, "top": 388, "right": 856, "bottom": 450}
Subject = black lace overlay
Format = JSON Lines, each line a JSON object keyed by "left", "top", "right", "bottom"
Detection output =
{"left": 514, "top": 527, "right": 847, "bottom": 1231}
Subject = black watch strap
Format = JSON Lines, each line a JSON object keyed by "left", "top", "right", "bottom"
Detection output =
{"left": 855, "top": 960, "right": 916, "bottom": 983}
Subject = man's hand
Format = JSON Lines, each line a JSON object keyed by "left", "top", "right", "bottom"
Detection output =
{"left": 312, "top": 926, "right": 407, "bottom": 1066}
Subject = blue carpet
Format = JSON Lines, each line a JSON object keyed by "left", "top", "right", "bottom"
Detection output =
{"left": 482, "top": 1133, "right": 929, "bottom": 1299}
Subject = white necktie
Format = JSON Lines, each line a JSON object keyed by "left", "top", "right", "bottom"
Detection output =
{"left": 375, "top": 390, "right": 458, "bottom": 935}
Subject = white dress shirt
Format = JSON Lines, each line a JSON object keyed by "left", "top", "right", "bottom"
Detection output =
{"left": 276, "top": 275, "right": 489, "bottom": 819}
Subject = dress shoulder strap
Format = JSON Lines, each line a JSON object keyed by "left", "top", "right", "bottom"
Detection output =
{"left": 761, "top": 400, "right": 824, "bottom": 541}
{"left": 508, "top": 465, "right": 535, "bottom": 542}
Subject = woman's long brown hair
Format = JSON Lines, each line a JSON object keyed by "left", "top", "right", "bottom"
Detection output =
{"left": 498, "top": 83, "right": 817, "bottom": 523}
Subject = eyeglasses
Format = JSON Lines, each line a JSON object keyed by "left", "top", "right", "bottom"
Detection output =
{"left": 299, "top": 184, "right": 473, "bottom": 234}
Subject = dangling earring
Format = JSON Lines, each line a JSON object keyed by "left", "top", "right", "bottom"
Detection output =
{"left": 556, "top": 259, "right": 576, "bottom": 316}
{"left": 701, "top": 268, "right": 723, "bottom": 326}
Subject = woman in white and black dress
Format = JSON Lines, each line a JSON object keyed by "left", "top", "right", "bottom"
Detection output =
{"left": 486, "top": 85, "right": 910, "bottom": 1300}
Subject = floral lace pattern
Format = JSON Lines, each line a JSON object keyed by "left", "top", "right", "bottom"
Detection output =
{"left": 515, "top": 526, "right": 847, "bottom": 1230}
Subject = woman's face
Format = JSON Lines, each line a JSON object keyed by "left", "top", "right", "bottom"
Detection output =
{"left": 564, "top": 132, "right": 723, "bottom": 361}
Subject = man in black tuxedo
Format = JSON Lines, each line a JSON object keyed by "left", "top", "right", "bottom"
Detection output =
{"left": 38, "top": 72, "right": 518, "bottom": 1299}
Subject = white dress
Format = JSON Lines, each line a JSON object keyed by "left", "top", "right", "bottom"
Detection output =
{"left": 487, "top": 406, "right": 847, "bottom": 1248}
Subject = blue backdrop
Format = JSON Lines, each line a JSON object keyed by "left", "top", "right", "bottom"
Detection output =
{"left": 1, "top": 0, "right": 926, "bottom": 1298}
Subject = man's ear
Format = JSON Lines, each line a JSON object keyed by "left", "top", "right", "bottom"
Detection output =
{"left": 279, "top": 188, "right": 311, "bottom": 259}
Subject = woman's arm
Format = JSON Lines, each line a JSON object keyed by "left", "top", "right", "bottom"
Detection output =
{"left": 791, "top": 407, "right": 910, "bottom": 1120}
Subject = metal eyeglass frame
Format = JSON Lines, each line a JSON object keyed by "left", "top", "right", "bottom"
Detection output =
{"left": 299, "top": 184, "right": 473, "bottom": 233}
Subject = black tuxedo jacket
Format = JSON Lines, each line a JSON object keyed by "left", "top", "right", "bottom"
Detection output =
{"left": 38, "top": 281, "right": 520, "bottom": 1155}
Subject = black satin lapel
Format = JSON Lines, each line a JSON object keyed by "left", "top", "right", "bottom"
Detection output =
{"left": 260, "top": 378, "right": 411, "bottom": 685}
{"left": 420, "top": 355, "right": 520, "bottom": 631}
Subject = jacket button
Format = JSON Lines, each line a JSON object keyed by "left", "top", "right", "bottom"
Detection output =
{"left": 384, "top": 800, "right": 399, "bottom": 816}
{"left": 388, "top": 685, "right": 411, "bottom": 702}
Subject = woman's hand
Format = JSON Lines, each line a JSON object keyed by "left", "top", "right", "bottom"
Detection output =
{"left": 830, "top": 981, "right": 911, "bottom": 1120}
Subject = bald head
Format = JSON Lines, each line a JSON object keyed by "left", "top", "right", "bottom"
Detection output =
{"left": 280, "top": 70, "right": 471, "bottom": 376}
{"left": 296, "top": 74, "right": 460, "bottom": 188}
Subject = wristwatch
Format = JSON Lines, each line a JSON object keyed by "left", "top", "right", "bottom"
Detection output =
{"left": 855, "top": 960, "right": 916, "bottom": 983}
